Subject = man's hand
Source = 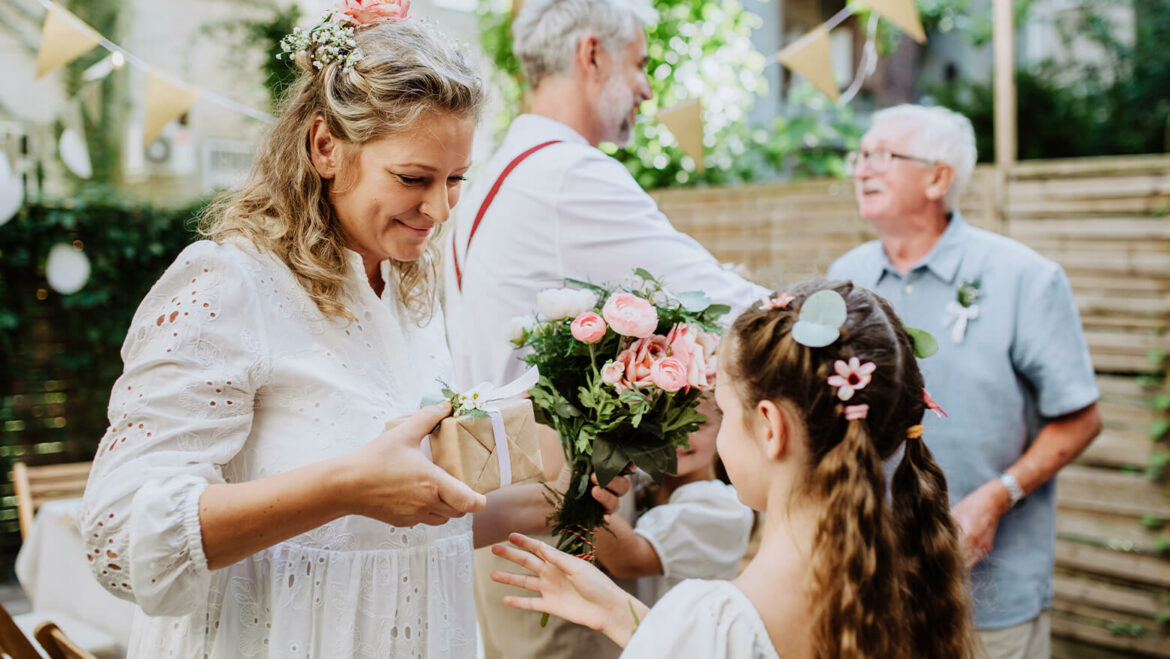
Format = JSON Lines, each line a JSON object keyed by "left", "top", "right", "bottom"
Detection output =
{"left": 951, "top": 478, "right": 1013, "bottom": 568}
{"left": 551, "top": 463, "right": 631, "bottom": 516}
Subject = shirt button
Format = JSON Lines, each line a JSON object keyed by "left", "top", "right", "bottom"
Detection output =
{"left": 904, "top": 284, "right": 914, "bottom": 294}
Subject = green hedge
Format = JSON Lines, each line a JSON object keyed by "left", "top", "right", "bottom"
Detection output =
{"left": 0, "top": 191, "right": 202, "bottom": 573}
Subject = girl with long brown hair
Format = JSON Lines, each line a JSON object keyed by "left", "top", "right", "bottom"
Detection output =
{"left": 491, "top": 280, "right": 977, "bottom": 658}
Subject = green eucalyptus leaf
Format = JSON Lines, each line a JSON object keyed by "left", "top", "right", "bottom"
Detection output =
{"left": 677, "top": 290, "right": 712, "bottom": 312}
{"left": 906, "top": 327, "right": 940, "bottom": 359}
{"left": 704, "top": 304, "right": 731, "bottom": 320}
{"left": 791, "top": 290, "right": 847, "bottom": 348}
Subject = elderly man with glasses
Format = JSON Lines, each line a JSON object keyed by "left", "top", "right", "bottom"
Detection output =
{"left": 829, "top": 105, "right": 1102, "bottom": 659}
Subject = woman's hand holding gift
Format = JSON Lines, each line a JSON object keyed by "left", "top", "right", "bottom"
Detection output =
{"left": 490, "top": 533, "right": 649, "bottom": 648}
{"left": 336, "top": 402, "right": 487, "bottom": 527}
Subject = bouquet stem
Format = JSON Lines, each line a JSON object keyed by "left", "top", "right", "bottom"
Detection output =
{"left": 550, "top": 460, "right": 607, "bottom": 559}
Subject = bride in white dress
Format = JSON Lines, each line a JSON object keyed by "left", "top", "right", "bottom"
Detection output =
{"left": 78, "top": 8, "right": 626, "bottom": 658}
{"left": 491, "top": 283, "right": 980, "bottom": 658}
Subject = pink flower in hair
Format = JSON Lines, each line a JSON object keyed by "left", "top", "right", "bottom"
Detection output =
{"left": 844, "top": 404, "right": 869, "bottom": 420}
{"left": 760, "top": 291, "right": 795, "bottom": 311}
{"left": 827, "top": 357, "right": 876, "bottom": 401}
{"left": 336, "top": 0, "right": 411, "bottom": 24}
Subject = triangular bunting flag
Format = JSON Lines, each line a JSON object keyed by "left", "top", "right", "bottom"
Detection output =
{"left": 36, "top": 5, "right": 102, "bottom": 78}
{"left": 777, "top": 25, "right": 839, "bottom": 101}
{"left": 657, "top": 99, "right": 705, "bottom": 173}
{"left": 864, "top": 0, "right": 927, "bottom": 44}
{"left": 145, "top": 72, "right": 200, "bottom": 146}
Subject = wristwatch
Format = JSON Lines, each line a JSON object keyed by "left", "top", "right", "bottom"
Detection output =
{"left": 999, "top": 472, "right": 1025, "bottom": 508}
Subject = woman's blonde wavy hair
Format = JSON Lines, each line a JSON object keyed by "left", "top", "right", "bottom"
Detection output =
{"left": 199, "top": 19, "right": 485, "bottom": 322}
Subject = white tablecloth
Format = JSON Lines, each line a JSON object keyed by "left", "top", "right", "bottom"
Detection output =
{"left": 15, "top": 498, "right": 136, "bottom": 653}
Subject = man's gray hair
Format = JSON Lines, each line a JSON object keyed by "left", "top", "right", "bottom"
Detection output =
{"left": 871, "top": 104, "right": 978, "bottom": 211}
{"left": 512, "top": 0, "right": 658, "bottom": 87}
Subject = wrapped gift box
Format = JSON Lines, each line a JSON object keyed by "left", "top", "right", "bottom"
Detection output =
{"left": 387, "top": 398, "right": 543, "bottom": 494}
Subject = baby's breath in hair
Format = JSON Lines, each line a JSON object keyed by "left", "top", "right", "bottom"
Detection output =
{"left": 277, "top": 12, "right": 362, "bottom": 72}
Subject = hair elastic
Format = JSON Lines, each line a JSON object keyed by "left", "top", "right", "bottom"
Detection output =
{"left": 906, "top": 424, "right": 924, "bottom": 439}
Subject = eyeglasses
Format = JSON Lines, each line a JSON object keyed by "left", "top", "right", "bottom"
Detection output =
{"left": 844, "top": 149, "right": 936, "bottom": 175}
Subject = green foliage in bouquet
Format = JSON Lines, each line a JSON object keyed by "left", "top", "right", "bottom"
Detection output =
{"left": 513, "top": 270, "right": 727, "bottom": 557}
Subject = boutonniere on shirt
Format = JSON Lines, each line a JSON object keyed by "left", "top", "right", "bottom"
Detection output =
{"left": 943, "top": 278, "right": 982, "bottom": 344}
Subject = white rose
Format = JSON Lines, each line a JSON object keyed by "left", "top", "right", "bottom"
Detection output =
{"left": 536, "top": 288, "right": 598, "bottom": 320}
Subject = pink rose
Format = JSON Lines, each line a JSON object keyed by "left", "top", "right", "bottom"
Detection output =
{"left": 602, "top": 293, "right": 658, "bottom": 338}
{"left": 666, "top": 324, "right": 721, "bottom": 390}
{"left": 651, "top": 357, "right": 689, "bottom": 392}
{"left": 570, "top": 312, "right": 607, "bottom": 344}
{"left": 336, "top": 0, "right": 410, "bottom": 24}
{"left": 617, "top": 335, "right": 670, "bottom": 389}
{"left": 601, "top": 361, "right": 625, "bottom": 387}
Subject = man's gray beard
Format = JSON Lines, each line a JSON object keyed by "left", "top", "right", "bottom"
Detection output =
{"left": 599, "top": 74, "right": 634, "bottom": 147}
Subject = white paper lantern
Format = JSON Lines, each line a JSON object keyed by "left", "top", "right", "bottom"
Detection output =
{"left": 59, "top": 128, "right": 93, "bottom": 179}
{"left": 0, "top": 154, "right": 22, "bottom": 227}
{"left": 46, "top": 243, "right": 91, "bottom": 295}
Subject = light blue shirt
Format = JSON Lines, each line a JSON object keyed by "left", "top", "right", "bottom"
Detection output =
{"left": 828, "top": 212, "right": 1099, "bottom": 629}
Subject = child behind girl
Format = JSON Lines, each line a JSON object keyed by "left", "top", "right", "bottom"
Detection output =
{"left": 491, "top": 281, "right": 976, "bottom": 659}
{"left": 592, "top": 394, "right": 755, "bottom": 606}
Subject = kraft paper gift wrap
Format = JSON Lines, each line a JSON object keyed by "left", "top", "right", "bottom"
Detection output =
{"left": 386, "top": 398, "right": 544, "bottom": 494}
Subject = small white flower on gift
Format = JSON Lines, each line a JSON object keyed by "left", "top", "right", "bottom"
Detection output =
{"left": 827, "top": 357, "right": 876, "bottom": 401}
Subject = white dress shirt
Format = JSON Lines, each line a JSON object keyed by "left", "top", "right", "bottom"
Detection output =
{"left": 444, "top": 114, "right": 767, "bottom": 389}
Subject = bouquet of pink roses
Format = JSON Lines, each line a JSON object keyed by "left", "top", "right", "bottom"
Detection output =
{"left": 512, "top": 270, "right": 728, "bottom": 557}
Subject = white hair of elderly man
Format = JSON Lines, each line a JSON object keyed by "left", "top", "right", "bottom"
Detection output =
{"left": 871, "top": 104, "right": 978, "bottom": 211}
{"left": 512, "top": 0, "right": 659, "bottom": 87}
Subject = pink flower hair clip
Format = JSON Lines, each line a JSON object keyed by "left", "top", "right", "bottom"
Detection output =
{"left": 760, "top": 291, "right": 795, "bottom": 311}
{"left": 827, "top": 357, "right": 875, "bottom": 401}
{"left": 844, "top": 404, "right": 869, "bottom": 421}
{"left": 924, "top": 389, "right": 948, "bottom": 418}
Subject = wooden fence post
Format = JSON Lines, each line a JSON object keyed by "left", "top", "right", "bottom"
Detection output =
{"left": 993, "top": 0, "right": 1017, "bottom": 234}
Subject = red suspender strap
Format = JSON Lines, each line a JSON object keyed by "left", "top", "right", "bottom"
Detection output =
{"left": 452, "top": 140, "right": 562, "bottom": 292}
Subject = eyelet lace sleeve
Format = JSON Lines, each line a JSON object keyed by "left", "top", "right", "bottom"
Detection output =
{"left": 78, "top": 241, "right": 269, "bottom": 616}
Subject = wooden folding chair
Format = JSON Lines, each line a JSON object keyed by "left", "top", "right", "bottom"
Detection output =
{"left": 0, "top": 602, "right": 42, "bottom": 659}
{"left": 34, "top": 622, "right": 98, "bottom": 659}
{"left": 11, "top": 461, "right": 92, "bottom": 540}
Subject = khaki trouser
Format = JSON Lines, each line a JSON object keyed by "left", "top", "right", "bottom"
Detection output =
{"left": 474, "top": 540, "right": 622, "bottom": 659}
{"left": 977, "top": 613, "right": 1051, "bottom": 659}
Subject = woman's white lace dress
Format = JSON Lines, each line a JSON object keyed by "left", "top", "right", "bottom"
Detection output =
{"left": 78, "top": 240, "right": 475, "bottom": 658}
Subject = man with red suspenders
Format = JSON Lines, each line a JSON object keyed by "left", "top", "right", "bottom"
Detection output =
{"left": 444, "top": 2, "right": 767, "bottom": 657}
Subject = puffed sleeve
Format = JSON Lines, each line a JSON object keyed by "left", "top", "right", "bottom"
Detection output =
{"left": 622, "top": 580, "right": 779, "bottom": 659}
{"left": 78, "top": 241, "right": 269, "bottom": 616}
{"left": 633, "top": 481, "right": 753, "bottom": 581}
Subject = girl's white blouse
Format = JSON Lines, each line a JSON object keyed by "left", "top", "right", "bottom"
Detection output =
{"left": 78, "top": 240, "right": 475, "bottom": 658}
{"left": 621, "top": 580, "right": 780, "bottom": 659}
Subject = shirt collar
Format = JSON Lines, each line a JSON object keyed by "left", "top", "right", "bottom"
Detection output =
{"left": 509, "top": 114, "right": 591, "bottom": 147}
{"left": 872, "top": 211, "right": 969, "bottom": 286}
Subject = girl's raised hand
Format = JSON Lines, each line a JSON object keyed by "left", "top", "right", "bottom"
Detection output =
{"left": 490, "top": 533, "right": 649, "bottom": 648}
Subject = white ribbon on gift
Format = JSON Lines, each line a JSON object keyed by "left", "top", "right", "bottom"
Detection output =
{"left": 457, "top": 366, "right": 540, "bottom": 489}
{"left": 943, "top": 301, "right": 980, "bottom": 344}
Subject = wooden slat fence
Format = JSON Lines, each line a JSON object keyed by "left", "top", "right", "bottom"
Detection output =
{"left": 652, "top": 155, "right": 1170, "bottom": 657}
